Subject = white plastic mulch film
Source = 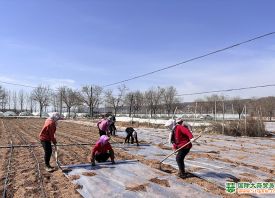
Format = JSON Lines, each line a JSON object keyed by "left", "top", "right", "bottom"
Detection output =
{"left": 61, "top": 121, "right": 274, "bottom": 198}
{"left": 63, "top": 160, "right": 220, "bottom": 198}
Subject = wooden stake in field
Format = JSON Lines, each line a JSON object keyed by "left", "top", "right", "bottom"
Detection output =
{"left": 54, "top": 145, "right": 58, "bottom": 167}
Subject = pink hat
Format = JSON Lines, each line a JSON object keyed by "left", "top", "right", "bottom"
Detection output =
{"left": 98, "top": 135, "right": 110, "bottom": 145}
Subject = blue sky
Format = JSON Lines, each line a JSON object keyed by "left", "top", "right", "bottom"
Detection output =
{"left": 0, "top": 0, "right": 274, "bottom": 101}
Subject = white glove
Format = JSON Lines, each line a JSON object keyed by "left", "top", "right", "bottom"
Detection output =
{"left": 190, "top": 138, "right": 194, "bottom": 142}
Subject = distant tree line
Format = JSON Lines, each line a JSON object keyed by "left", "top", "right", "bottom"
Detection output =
{"left": 0, "top": 84, "right": 274, "bottom": 120}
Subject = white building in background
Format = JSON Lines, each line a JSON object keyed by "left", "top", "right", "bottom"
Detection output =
{"left": 3, "top": 111, "right": 17, "bottom": 117}
{"left": 19, "top": 111, "right": 33, "bottom": 116}
{"left": 32, "top": 112, "right": 49, "bottom": 118}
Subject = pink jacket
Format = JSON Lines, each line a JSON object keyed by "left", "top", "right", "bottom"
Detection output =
{"left": 97, "top": 119, "right": 110, "bottom": 131}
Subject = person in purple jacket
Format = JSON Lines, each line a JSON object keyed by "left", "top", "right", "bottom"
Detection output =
{"left": 97, "top": 116, "right": 112, "bottom": 136}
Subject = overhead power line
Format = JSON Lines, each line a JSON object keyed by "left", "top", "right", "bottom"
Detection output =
{"left": 102, "top": 32, "right": 275, "bottom": 87}
{"left": 0, "top": 80, "right": 38, "bottom": 89}
{"left": 1, "top": 32, "right": 275, "bottom": 96}
{"left": 0, "top": 80, "right": 59, "bottom": 92}
{"left": 176, "top": 83, "right": 275, "bottom": 96}
{"left": 1, "top": 79, "right": 275, "bottom": 98}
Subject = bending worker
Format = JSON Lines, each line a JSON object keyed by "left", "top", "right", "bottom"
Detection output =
{"left": 125, "top": 127, "right": 139, "bottom": 146}
{"left": 97, "top": 116, "right": 111, "bottom": 136}
{"left": 91, "top": 135, "right": 115, "bottom": 166}
{"left": 39, "top": 112, "right": 63, "bottom": 172}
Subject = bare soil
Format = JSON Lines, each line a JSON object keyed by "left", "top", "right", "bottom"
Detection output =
{"left": 149, "top": 177, "right": 170, "bottom": 187}
{"left": 125, "top": 183, "right": 148, "bottom": 192}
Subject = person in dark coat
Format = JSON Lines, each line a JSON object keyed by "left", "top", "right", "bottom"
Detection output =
{"left": 124, "top": 127, "right": 139, "bottom": 146}
{"left": 108, "top": 115, "right": 117, "bottom": 136}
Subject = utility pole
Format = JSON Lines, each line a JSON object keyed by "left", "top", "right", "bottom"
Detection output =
{"left": 222, "top": 99, "right": 225, "bottom": 134}
{"left": 244, "top": 105, "right": 247, "bottom": 135}
{"left": 214, "top": 100, "right": 217, "bottom": 122}
{"left": 193, "top": 102, "right": 197, "bottom": 123}
{"left": 129, "top": 94, "right": 133, "bottom": 117}
{"left": 59, "top": 91, "right": 62, "bottom": 115}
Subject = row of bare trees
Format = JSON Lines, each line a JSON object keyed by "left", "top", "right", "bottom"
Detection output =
{"left": 0, "top": 85, "right": 179, "bottom": 118}
{"left": 0, "top": 85, "right": 274, "bottom": 120}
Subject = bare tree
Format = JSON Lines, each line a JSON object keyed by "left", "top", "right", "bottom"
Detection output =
{"left": 163, "top": 86, "right": 178, "bottom": 116}
{"left": 231, "top": 97, "right": 245, "bottom": 119}
{"left": 80, "top": 85, "right": 103, "bottom": 118}
{"left": 194, "top": 99, "right": 205, "bottom": 114}
{"left": 259, "top": 96, "right": 275, "bottom": 121}
{"left": 12, "top": 91, "right": 17, "bottom": 111}
{"left": 18, "top": 89, "right": 25, "bottom": 112}
{"left": 60, "top": 86, "right": 80, "bottom": 118}
{"left": 144, "top": 87, "right": 164, "bottom": 117}
{"left": 7, "top": 90, "right": 11, "bottom": 110}
{"left": 105, "top": 85, "right": 127, "bottom": 116}
{"left": 0, "top": 86, "right": 8, "bottom": 110}
{"left": 28, "top": 93, "right": 34, "bottom": 113}
{"left": 124, "top": 90, "right": 144, "bottom": 116}
{"left": 204, "top": 94, "right": 226, "bottom": 119}
{"left": 32, "top": 85, "right": 51, "bottom": 117}
{"left": 24, "top": 92, "right": 30, "bottom": 111}
{"left": 55, "top": 87, "right": 65, "bottom": 115}
{"left": 144, "top": 89, "right": 154, "bottom": 117}
{"left": 124, "top": 92, "right": 134, "bottom": 117}
{"left": 152, "top": 87, "right": 165, "bottom": 116}
{"left": 132, "top": 91, "right": 144, "bottom": 116}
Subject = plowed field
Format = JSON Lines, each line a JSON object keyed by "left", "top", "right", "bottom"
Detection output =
{"left": 1, "top": 118, "right": 272, "bottom": 197}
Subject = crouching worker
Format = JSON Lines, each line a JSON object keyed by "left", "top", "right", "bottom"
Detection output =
{"left": 173, "top": 118, "right": 193, "bottom": 179}
{"left": 39, "top": 112, "right": 63, "bottom": 172}
{"left": 125, "top": 127, "right": 139, "bottom": 146}
{"left": 90, "top": 135, "right": 115, "bottom": 166}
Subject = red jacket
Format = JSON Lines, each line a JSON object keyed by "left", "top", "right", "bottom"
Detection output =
{"left": 173, "top": 124, "right": 193, "bottom": 150}
{"left": 91, "top": 142, "right": 114, "bottom": 160}
{"left": 39, "top": 118, "right": 57, "bottom": 144}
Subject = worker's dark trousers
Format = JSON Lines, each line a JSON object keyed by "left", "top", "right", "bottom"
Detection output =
{"left": 131, "top": 134, "right": 138, "bottom": 145}
{"left": 176, "top": 148, "right": 190, "bottom": 174}
{"left": 109, "top": 123, "right": 116, "bottom": 136}
{"left": 99, "top": 130, "right": 107, "bottom": 136}
{"left": 125, "top": 133, "right": 139, "bottom": 145}
{"left": 41, "top": 141, "right": 52, "bottom": 167}
{"left": 95, "top": 153, "right": 110, "bottom": 162}
{"left": 125, "top": 133, "right": 131, "bottom": 143}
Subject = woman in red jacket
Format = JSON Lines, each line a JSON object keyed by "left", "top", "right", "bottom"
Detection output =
{"left": 173, "top": 118, "right": 193, "bottom": 178}
{"left": 91, "top": 135, "right": 115, "bottom": 166}
{"left": 39, "top": 112, "right": 63, "bottom": 172}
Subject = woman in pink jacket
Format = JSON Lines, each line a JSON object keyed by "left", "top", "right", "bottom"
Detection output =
{"left": 97, "top": 117, "right": 111, "bottom": 136}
